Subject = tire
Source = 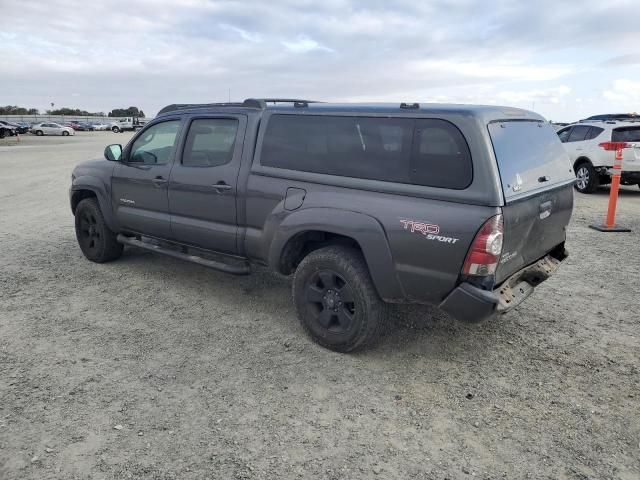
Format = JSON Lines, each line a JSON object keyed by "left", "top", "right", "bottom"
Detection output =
{"left": 74, "top": 198, "right": 123, "bottom": 263}
{"left": 0, "top": 129, "right": 5, "bottom": 139}
{"left": 62, "top": 130, "right": 69, "bottom": 136}
{"left": 292, "top": 245, "right": 386, "bottom": 352}
{"left": 35, "top": 130, "right": 44, "bottom": 136}
{"left": 574, "top": 161, "right": 599, "bottom": 194}
{"left": 112, "top": 126, "right": 120, "bottom": 133}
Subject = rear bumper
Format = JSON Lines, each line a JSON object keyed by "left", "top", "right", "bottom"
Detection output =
{"left": 439, "top": 249, "right": 567, "bottom": 323}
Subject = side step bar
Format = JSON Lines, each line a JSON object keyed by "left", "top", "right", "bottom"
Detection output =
{"left": 117, "top": 234, "right": 250, "bottom": 275}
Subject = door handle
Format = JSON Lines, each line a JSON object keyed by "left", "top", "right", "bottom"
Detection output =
{"left": 212, "top": 182, "right": 232, "bottom": 192}
{"left": 152, "top": 176, "right": 167, "bottom": 186}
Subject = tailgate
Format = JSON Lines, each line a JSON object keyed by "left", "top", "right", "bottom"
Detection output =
{"left": 488, "top": 120, "right": 574, "bottom": 283}
{"left": 497, "top": 184, "right": 573, "bottom": 282}
{"left": 612, "top": 126, "right": 640, "bottom": 171}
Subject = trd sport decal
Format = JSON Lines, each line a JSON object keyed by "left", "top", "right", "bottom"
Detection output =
{"left": 400, "top": 219, "right": 460, "bottom": 244}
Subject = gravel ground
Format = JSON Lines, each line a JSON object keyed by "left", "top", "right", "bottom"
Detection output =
{"left": 1, "top": 132, "right": 639, "bottom": 480}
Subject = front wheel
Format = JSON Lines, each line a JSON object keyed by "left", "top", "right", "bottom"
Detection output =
{"left": 574, "top": 161, "right": 599, "bottom": 194}
{"left": 62, "top": 130, "right": 69, "bottom": 136}
{"left": 292, "top": 246, "right": 386, "bottom": 352}
{"left": 35, "top": 130, "right": 44, "bottom": 136}
{"left": 75, "top": 198, "right": 123, "bottom": 263}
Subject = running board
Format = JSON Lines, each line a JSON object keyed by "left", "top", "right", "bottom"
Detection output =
{"left": 116, "top": 234, "right": 250, "bottom": 275}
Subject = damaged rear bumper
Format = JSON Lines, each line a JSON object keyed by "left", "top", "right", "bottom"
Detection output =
{"left": 439, "top": 250, "right": 567, "bottom": 323}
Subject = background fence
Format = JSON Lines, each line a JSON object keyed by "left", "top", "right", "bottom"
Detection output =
{"left": 0, "top": 114, "right": 153, "bottom": 124}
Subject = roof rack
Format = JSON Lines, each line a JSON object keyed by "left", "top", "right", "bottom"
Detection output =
{"left": 157, "top": 102, "right": 244, "bottom": 115}
{"left": 158, "top": 98, "right": 319, "bottom": 115}
{"left": 243, "top": 98, "right": 318, "bottom": 108}
{"left": 578, "top": 118, "right": 640, "bottom": 124}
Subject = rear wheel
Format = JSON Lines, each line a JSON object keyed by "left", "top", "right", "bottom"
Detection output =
{"left": 75, "top": 198, "right": 123, "bottom": 263}
{"left": 574, "top": 161, "right": 599, "bottom": 194}
{"left": 292, "top": 246, "right": 386, "bottom": 352}
{"left": 112, "top": 126, "right": 120, "bottom": 133}
{"left": 35, "top": 130, "right": 44, "bottom": 136}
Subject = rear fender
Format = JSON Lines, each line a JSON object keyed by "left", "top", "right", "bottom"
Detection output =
{"left": 267, "top": 208, "right": 405, "bottom": 302}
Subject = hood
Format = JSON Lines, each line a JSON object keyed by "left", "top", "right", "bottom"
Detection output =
{"left": 72, "top": 157, "right": 116, "bottom": 180}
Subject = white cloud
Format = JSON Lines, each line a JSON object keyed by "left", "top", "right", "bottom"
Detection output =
{"left": 408, "top": 60, "right": 572, "bottom": 83}
{"left": 219, "top": 24, "right": 262, "bottom": 43}
{"left": 281, "top": 35, "right": 333, "bottom": 53}
{"left": 603, "top": 79, "right": 640, "bottom": 103}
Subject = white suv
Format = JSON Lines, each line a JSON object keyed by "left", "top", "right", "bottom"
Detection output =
{"left": 557, "top": 121, "right": 640, "bottom": 193}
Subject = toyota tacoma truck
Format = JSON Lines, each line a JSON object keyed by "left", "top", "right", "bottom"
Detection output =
{"left": 70, "top": 99, "right": 574, "bottom": 352}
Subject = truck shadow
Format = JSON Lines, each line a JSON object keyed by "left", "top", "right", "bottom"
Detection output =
{"left": 114, "top": 250, "right": 493, "bottom": 359}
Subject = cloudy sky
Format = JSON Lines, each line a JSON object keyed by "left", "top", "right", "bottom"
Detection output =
{"left": 1, "top": 0, "right": 639, "bottom": 120}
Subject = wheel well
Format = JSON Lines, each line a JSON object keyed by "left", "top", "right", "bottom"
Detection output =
{"left": 573, "top": 157, "right": 591, "bottom": 171}
{"left": 71, "top": 189, "right": 97, "bottom": 214}
{"left": 278, "top": 231, "right": 362, "bottom": 275}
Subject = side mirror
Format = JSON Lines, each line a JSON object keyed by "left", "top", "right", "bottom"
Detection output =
{"left": 104, "top": 144, "right": 122, "bottom": 161}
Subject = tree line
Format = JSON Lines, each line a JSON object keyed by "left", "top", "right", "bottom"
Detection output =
{"left": 0, "top": 105, "right": 146, "bottom": 117}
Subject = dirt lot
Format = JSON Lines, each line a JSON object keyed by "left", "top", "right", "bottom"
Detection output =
{"left": 1, "top": 132, "right": 639, "bottom": 480}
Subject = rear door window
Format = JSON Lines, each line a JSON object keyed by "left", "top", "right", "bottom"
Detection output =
{"left": 488, "top": 120, "right": 574, "bottom": 201}
{"left": 612, "top": 127, "right": 640, "bottom": 142}
{"left": 567, "top": 125, "right": 590, "bottom": 142}
{"left": 260, "top": 114, "right": 472, "bottom": 189}
{"left": 182, "top": 118, "right": 239, "bottom": 167}
{"left": 586, "top": 126, "right": 604, "bottom": 140}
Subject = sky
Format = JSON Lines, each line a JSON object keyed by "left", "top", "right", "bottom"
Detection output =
{"left": 1, "top": 0, "right": 639, "bottom": 121}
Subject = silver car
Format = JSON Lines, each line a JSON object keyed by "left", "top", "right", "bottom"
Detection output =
{"left": 32, "top": 123, "right": 75, "bottom": 136}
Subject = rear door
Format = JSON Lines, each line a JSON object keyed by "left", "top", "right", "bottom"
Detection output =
{"left": 488, "top": 120, "right": 575, "bottom": 283}
{"left": 563, "top": 124, "right": 591, "bottom": 159}
{"left": 168, "top": 115, "right": 246, "bottom": 254}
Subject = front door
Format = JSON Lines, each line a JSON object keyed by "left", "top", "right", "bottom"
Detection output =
{"left": 111, "top": 119, "right": 182, "bottom": 239}
{"left": 168, "top": 115, "right": 246, "bottom": 254}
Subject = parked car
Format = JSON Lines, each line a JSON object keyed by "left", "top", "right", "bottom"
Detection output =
{"left": 557, "top": 121, "right": 640, "bottom": 193}
{"left": 32, "top": 123, "right": 75, "bottom": 136}
{"left": 74, "top": 122, "right": 95, "bottom": 131}
{"left": 0, "top": 123, "right": 16, "bottom": 138}
{"left": 70, "top": 98, "right": 573, "bottom": 352}
{"left": 91, "top": 122, "right": 110, "bottom": 131}
{"left": 65, "top": 121, "right": 82, "bottom": 130}
{"left": 0, "top": 120, "right": 29, "bottom": 134}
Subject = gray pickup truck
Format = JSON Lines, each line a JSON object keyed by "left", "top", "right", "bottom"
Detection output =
{"left": 70, "top": 99, "right": 574, "bottom": 352}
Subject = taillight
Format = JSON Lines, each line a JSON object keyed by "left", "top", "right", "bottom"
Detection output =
{"left": 462, "top": 214, "right": 504, "bottom": 276}
{"left": 598, "top": 141, "right": 630, "bottom": 151}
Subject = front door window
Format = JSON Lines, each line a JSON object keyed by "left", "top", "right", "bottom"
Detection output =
{"left": 129, "top": 121, "right": 180, "bottom": 165}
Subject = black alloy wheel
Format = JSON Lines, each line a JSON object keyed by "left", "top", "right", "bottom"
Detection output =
{"left": 304, "top": 269, "right": 356, "bottom": 334}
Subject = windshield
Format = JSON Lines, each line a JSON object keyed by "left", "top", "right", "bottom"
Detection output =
{"left": 488, "top": 120, "right": 574, "bottom": 201}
